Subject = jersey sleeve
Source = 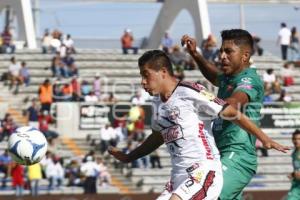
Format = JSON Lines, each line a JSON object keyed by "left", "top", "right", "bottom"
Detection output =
{"left": 188, "top": 86, "right": 227, "bottom": 118}
{"left": 233, "top": 76, "right": 258, "bottom": 102}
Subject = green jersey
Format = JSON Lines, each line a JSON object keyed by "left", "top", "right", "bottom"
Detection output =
{"left": 292, "top": 150, "right": 300, "bottom": 183}
{"left": 213, "top": 68, "right": 264, "bottom": 157}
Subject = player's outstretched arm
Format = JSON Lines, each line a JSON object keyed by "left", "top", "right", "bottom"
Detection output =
{"left": 219, "top": 105, "right": 290, "bottom": 153}
{"left": 181, "top": 35, "right": 221, "bottom": 86}
{"left": 108, "top": 130, "right": 164, "bottom": 163}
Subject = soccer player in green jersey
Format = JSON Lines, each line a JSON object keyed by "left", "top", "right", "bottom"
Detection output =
{"left": 181, "top": 29, "right": 279, "bottom": 200}
{"left": 287, "top": 130, "right": 300, "bottom": 200}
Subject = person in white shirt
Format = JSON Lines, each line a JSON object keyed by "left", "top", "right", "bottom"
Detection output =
{"left": 80, "top": 156, "right": 100, "bottom": 194}
{"left": 100, "top": 123, "right": 116, "bottom": 154}
{"left": 8, "top": 56, "right": 22, "bottom": 93}
{"left": 84, "top": 91, "right": 99, "bottom": 102}
{"left": 63, "top": 34, "right": 76, "bottom": 54}
{"left": 263, "top": 68, "right": 281, "bottom": 94}
{"left": 45, "top": 156, "right": 64, "bottom": 190}
{"left": 131, "top": 89, "right": 146, "bottom": 105}
{"left": 278, "top": 22, "right": 291, "bottom": 60}
{"left": 108, "top": 50, "right": 289, "bottom": 200}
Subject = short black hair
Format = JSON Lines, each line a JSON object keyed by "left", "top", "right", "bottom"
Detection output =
{"left": 221, "top": 29, "right": 254, "bottom": 54}
{"left": 293, "top": 129, "right": 300, "bottom": 139}
{"left": 138, "top": 50, "right": 173, "bottom": 76}
{"left": 281, "top": 22, "right": 286, "bottom": 28}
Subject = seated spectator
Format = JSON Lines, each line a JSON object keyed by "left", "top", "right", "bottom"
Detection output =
{"left": 20, "top": 61, "right": 30, "bottom": 86}
{"left": 277, "top": 89, "right": 292, "bottom": 102}
{"left": 263, "top": 68, "right": 281, "bottom": 94}
{"left": 201, "top": 34, "right": 218, "bottom": 63}
{"left": 161, "top": 31, "right": 173, "bottom": 54}
{"left": 59, "top": 43, "right": 67, "bottom": 58}
{"left": 8, "top": 57, "right": 22, "bottom": 94}
{"left": 103, "top": 92, "right": 118, "bottom": 103}
{"left": 58, "top": 61, "right": 69, "bottom": 78}
{"left": 38, "top": 110, "right": 59, "bottom": 140}
{"left": 99, "top": 123, "right": 116, "bottom": 154}
{"left": 150, "top": 150, "right": 162, "bottom": 168}
{"left": 131, "top": 89, "right": 146, "bottom": 105}
{"left": 65, "top": 159, "right": 80, "bottom": 186}
{"left": 1, "top": 26, "right": 15, "bottom": 54}
{"left": 61, "top": 83, "right": 73, "bottom": 101}
{"left": 169, "top": 45, "right": 187, "bottom": 67}
{"left": 50, "top": 53, "right": 61, "bottom": 77}
{"left": 174, "top": 65, "right": 185, "bottom": 81}
{"left": 67, "top": 63, "right": 78, "bottom": 77}
{"left": 71, "top": 76, "right": 81, "bottom": 101}
{"left": 81, "top": 80, "right": 92, "bottom": 97}
{"left": 0, "top": 149, "right": 12, "bottom": 188}
{"left": 63, "top": 34, "right": 76, "bottom": 54}
{"left": 252, "top": 35, "right": 264, "bottom": 56}
{"left": 84, "top": 91, "right": 98, "bottom": 103}
{"left": 93, "top": 74, "right": 102, "bottom": 99}
{"left": 121, "top": 28, "right": 138, "bottom": 54}
{"left": 46, "top": 156, "right": 64, "bottom": 191}
{"left": 41, "top": 29, "right": 52, "bottom": 54}
{"left": 96, "top": 157, "right": 111, "bottom": 186}
{"left": 62, "top": 52, "right": 75, "bottom": 67}
{"left": 281, "top": 62, "right": 294, "bottom": 86}
{"left": 0, "top": 114, "right": 17, "bottom": 141}
{"left": 50, "top": 29, "right": 62, "bottom": 53}
{"left": 26, "top": 98, "right": 39, "bottom": 129}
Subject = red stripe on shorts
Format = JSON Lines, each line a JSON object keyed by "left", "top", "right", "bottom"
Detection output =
{"left": 191, "top": 171, "right": 216, "bottom": 200}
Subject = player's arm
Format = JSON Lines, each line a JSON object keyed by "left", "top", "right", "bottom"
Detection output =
{"left": 108, "top": 130, "right": 164, "bottom": 163}
{"left": 181, "top": 35, "right": 221, "bottom": 86}
{"left": 219, "top": 105, "right": 290, "bottom": 153}
{"left": 225, "top": 91, "right": 249, "bottom": 110}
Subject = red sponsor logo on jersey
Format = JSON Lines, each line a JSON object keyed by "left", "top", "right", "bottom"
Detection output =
{"left": 162, "top": 125, "right": 183, "bottom": 143}
{"left": 198, "top": 123, "right": 213, "bottom": 160}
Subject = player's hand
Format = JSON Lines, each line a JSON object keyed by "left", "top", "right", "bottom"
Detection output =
{"left": 262, "top": 140, "right": 290, "bottom": 153}
{"left": 181, "top": 35, "right": 197, "bottom": 55}
{"left": 107, "top": 146, "right": 130, "bottom": 163}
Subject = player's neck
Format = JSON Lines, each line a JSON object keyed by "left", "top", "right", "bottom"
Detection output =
{"left": 160, "top": 77, "right": 179, "bottom": 102}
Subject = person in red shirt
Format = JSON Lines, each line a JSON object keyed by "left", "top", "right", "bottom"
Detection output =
{"left": 11, "top": 162, "right": 25, "bottom": 196}
{"left": 1, "top": 26, "right": 15, "bottom": 54}
{"left": 121, "top": 29, "right": 138, "bottom": 54}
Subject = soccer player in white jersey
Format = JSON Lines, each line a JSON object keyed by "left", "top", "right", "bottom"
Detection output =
{"left": 108, "top": 50, "right": 289, "bottom": 200}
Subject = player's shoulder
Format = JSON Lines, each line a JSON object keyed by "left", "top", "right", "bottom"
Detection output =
{"left": 235, "top": 68, "right": 262, "bottom": 86}
{"left": 178, "top": 81, "right": 205, "bottom": 93}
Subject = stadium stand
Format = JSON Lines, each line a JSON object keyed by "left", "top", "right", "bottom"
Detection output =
{"left": 0, "top": 48, "right": 297, "bottom": 197}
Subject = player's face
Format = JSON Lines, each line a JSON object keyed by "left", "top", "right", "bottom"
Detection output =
{"left": 140, "top": 65, "right": 162, "bottom": 96}
{"left": 293, "top": 134, "right": 300, "bottom": 148}
{"left": 219, "top": 40, "right": 244, "bottom": 75}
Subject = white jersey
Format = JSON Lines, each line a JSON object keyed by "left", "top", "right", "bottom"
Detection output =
{"left": 151, "top": 81, "right": 226, "bottom": 186}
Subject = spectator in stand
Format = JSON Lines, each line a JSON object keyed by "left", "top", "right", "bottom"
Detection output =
{"left": 11, "top": 161, "right": 25, "bottom": 196}
{"left": 65, "top": 159, "right": 80, "bottom": 186}
{"left": 93, "top": 74, "right": 102, "bottom": 99}
{"left": 50, "top": 53, "right": 61, "bottom": 77}
{"left": 278, "top": 22, "right": 291, "bottom": 60}
{"left": 84, "top": 91, "right": 98, "bottom": 103}
{"left": 50, "top": 29, "right": 62, "bottom": 53}
{"left": 20, "top": 61, "right": 30, "bottom": 86}
{"left": 169, "top": 45, "right": 187, "bottom": 67}
{"left": 81, "top": 80, "right": 92, "bottom": 97}
{"left": 286, "top": 129, "right": 300, "bottom": 200}
{"left": 38, "top": 110, "right": 59, "bottom": 140}
{"left": 80, "top": 156, "right": 100, "bottom": 194}
{"left": 0, "top": 149, "right": 12, "bottom": 188}
{"left": 28, "top": 162, "right": 42, "bottom": 196}
{"left": 40, "top": 151, "right": 53, "bottom": 179}
{"left": 59, "top": 43, "right": 67, "bottom": 58}
{"left": 8, "top": 56, "right": 22, "bottom": 94}
{"left": 96, "top": 157, "right": 111, "bottom": 186}
{"left": 26, "top": 98, "right": 39, "bottom": 129}
{"left": 150, "top": 150, "right": 162, "bottom": 168}
{"left": 1, "top": 114, "right": 17, "bottom": 141}
{"left": 277, "top": 89, "right": 292, "bottom": 102}
{"left": 290, "top": 27, "right": 300, "bottom": 61}
{"left": 58, "top": 60, "right": 69, "bottom": 78}
{"left": 99, "top": 123, "right": 116, "bottom": 154}
{"left": 39, "top": 79, "right": 53, "bottom": 113}
{"left": 252, "top": 35, "right": 264, "bottom": 56}
{"left": 201, "top": 34, "right": 219, "bottom": 63}
{"left": 263, "top": 68, "right": 281, "bottom": 95}
{"left": 41, "top": 29, "right": 52, "bottom": 54}
{"left": 281, "top": 62, "right": 294, "bottom": 86}
{"left": 1, "top": 26, "right": 15, "bottom": 54}
{"left": 132, "top": 116, "right": 145, "bottom": 142}
{"left": 63, "top": 52, "right": 75, "bottom": 67}
{"left": 71, "top": 76, "right": 81, "bottom": 101}
{"left": 161, "top": 31, "right": 173, "bottom": 54}
{"left": 61, "top": 83, "right": 73, "bottom": 101}
{"left": 103, "top": 92, "right": 118, "bottom": 103}
{"left": 121, "top": 28, "right": 138, "bottom": 54}
{"left": 131, "top": 89, "right": 146, "bottom": 105}
{"left": 46, "top": 156, "right": 64, "bottom": 191}
{"left": 63, "top": 34, "right": 76, "bottom": 54}
{"left": 174, "top": 65, "right": 185, "bottom": 81}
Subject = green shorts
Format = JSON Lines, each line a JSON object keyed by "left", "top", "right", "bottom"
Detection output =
{"left": 286, "top": 182, "right": 300, "bottom": 200}
{"left": 219, "top": 152, "right": 257, "bottom": 200}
